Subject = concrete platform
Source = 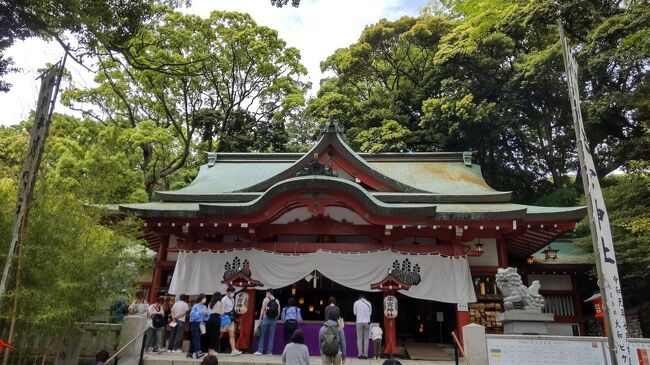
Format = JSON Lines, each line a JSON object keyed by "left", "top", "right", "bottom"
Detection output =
{"left": 142, "top": 352, "right": 458, "bottom": 365}
{"left": 403, "top": 342, "right": 454, "bottom": 361}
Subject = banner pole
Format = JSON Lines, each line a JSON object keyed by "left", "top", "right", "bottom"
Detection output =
{"left": 557, "top": 19, "right": 630, "bottom": 364}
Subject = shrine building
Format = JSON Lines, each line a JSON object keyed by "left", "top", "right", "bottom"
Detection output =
{"left": 119, "top": 122, "right": 589, "bottom": 353}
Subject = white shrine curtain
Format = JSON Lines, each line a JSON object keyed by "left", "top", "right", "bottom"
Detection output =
{"left": 168, "top": 249, "right": 476, "bottom": 304}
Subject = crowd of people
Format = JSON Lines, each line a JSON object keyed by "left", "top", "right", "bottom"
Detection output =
{"left": 108, "top": 289, "right": 385, "bottom": 364}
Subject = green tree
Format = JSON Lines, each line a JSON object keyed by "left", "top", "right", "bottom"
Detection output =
{"left": 574, "top": 160, "right": 650, "bottom": 333}
{"left": 0, "top": 0, "right": 186, "bottom": 92}
{"left": 64, "top": 10, "right": 309, "bottom": 200}
{"left": 0, "top": 114, "right": 147, "bottom": 203}
{"left": 355, "top": 119, "right": 412, "bottom": 152}
{"left": 0, "top": 112, "right": 153, "bottom": 361}
{"left": 310, "top": 0, "right": 649, "bottom": 202}
{"left": 0, "top": 180, "right": 150, "bottom": 360}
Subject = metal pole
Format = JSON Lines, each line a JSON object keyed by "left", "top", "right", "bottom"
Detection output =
{"left": 557, "top": 19, "right": 631, "bottom": 364}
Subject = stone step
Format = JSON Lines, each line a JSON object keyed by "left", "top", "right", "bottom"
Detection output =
{"left": 142, "top": 353, "right": 456, "bottom": 365}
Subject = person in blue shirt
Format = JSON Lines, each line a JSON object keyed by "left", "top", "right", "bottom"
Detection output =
{"left": 281, "top": 297, "right": 303, "bottom": 347}
{"left": 187, "top": 293, "right": 210, "bottom": 359}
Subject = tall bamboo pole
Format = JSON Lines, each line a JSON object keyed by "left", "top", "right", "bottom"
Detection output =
{"left": 0, "top": 53, "right": 67, "bottom": 364}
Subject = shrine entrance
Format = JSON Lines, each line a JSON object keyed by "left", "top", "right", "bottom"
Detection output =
{"left": 252, "top": 275, "right": 386, "bottom": 322}
{"left": 251, "top": 274, "right": 455, "bottom": 346}
{"left": 394, "top": 294, "right": 456, "bottom": 345}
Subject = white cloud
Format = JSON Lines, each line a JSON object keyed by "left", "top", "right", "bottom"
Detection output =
{"left": 0, "top": 0, "right": 426, "bottom": 126}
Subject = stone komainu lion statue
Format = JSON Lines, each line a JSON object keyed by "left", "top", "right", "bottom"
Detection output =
{"left": 495, "top": 267, "right": 545, "bottom": 311}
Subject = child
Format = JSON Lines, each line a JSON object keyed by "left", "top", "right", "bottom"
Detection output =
{"left": 369, "top": 323, "right": 383, "bottom": 360}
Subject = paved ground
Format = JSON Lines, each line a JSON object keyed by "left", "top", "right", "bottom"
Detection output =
{"left": 142, "top": 352, "right": 461, "bottom": 365}
{"left": 403, "top": 343, "right": 454, "bottom": 361}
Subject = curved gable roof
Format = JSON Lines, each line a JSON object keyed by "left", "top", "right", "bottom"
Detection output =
{"left": 238, "top": 123, "right": 426, "bottom": 193}
{"left": 199, "top": 175, "right": 437, "bottom": 221}
{"left": 157, "top": 123, "right": 511, "bottom": 203}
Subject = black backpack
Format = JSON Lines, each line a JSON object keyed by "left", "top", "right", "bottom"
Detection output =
{"left": 266, "top": 299, "right": 279, "bottom": 318}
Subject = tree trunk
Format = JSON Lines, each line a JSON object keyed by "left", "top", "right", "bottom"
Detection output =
{"left": 140, "top": 144, "right": 155, "bottom": 202}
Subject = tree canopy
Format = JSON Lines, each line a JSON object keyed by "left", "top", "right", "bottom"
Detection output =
{"left": 308, "top": 0, "right": 649, "bottom": 203}
{"left": 0, "top": 114, "right": 152, "bottom": 358}
{"left": 0, "top": 0, "right": 188, "bottom": 92}
{"left": 0, "top": 0, "right": 648, "bottom": 356}
{"left": 63, "top": 10, "right": 309, "bottom": 200}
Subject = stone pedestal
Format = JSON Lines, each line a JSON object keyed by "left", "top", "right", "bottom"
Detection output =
{"left": 117, "top": 315, "right": 147, "bottom": 365}
{"left": 462, "top": 323, "right": 488, "bottom": 365}
{"left": 496, "top": 310, "right": 554, "bottom": 335}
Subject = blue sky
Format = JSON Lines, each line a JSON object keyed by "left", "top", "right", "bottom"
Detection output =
{"left": 0, "top": 0, "right": 432, "bottom": 126}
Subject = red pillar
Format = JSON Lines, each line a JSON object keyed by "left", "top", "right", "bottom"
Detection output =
{"left": 455, "top": 306, "right": 470, "bottom": 346}
{"left": 236, "top": 288, "right": 257, "bottom": 351}
{"left": 383, "top": 291, "right": 397, "bottom": 356}
{"left": 451, "top": 236, "right": 464, "bottom": 256}
{"left": 148, "top": 235, "right": 168, "bottom": 304}
{"left": 496, "top": 238, "right": 508, "bottom": 267}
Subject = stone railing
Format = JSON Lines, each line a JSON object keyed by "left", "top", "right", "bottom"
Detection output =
{"left": 52, "top": 322, "right": 122, "bottom": 365}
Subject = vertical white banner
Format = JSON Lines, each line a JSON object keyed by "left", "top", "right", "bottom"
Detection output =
{"left": 558, "top": 20, "right": 630, "bottom": 364}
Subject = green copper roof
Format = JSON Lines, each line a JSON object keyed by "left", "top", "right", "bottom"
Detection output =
{"left": 530, "top": 238, "right": 593, "bottom": 264}
{"left": 369, "top": 161, "right": 506, "bottom": 196}
{"left": 158, "top": 162, "right": 292, "bottom": 198}
{"left": 119, "top": 122, "right": 585, "bottom": 226}
{"left": 157, "top": 128, "right": 511, "bottom": 203}
{"left": 119, "top": 199, "right": 585, "bottom": 222}
{"left": 120, "top": 202, "right": 201, "bottom": 218}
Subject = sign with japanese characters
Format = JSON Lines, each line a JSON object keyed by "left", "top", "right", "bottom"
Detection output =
{"left": 235, "top": 291, "right": 249, "bottom": 314}
{"left": 559, "top": 20, "right": 630, "bottom": 364}
{"left": 383, "top": 295, "right": 398, "bottom": 318}
{"left": 486, "top": 337, "right": 610, "bottom": 365}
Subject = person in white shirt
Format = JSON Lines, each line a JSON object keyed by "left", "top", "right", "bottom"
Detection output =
{"left": 167, "top": 294, "right": 189, "bottom": 352}
{"left": 353, "top": 294, "right": 372, "bottom": 359}
{"left": 220, "top": 286, "right": 242, "bottom": 356}
{"left": 128, "top": 291, "right": 149, "bottom": 317}
{"left": 369, "top": 324, "right": 383, "bottom": 360}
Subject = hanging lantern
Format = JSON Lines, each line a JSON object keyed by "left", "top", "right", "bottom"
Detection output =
{"left": 291, "top": 287, "right": 297, "bottom": 296}
{"left": 585, "top": 293, "right": 604, "bottom": 319}
{"left": 527, "top": 256, "right": 534, "bottom": 265}
{"left": 474, "top": 239, "right": 484, "bottom": 253}
{"left": 383, "top": 295, "right": 398, "bottom": 318}
{"left": 308, "top": 305, "right": 314, "bottom": 312}
{"left": 234, "top": 292, "right": 249, "bottom": 314}
{"left": 298, "top": 297, "right": 305, "bottom": 305}
{"left": 593, "top": 298, "right": 604, "bottom": 319}
{"left": 543, "top": 246, "right": 559, "bottom": 261}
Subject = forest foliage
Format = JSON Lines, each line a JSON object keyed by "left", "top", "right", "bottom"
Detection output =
{"left": 0, "top": 0, "right": 648, "bottom": 358}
